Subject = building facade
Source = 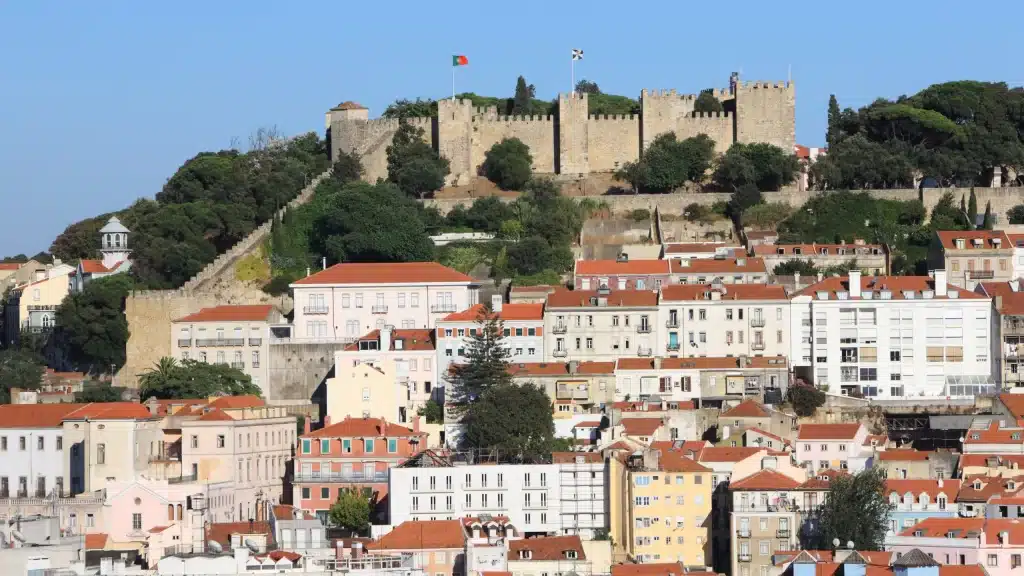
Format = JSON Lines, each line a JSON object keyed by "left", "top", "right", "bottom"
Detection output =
{"left": 754, "top": 242, "right": 888, "bottom": 277}
{"left": 436, "top": 299, "right": 544, "bottom": 376}
{"left": 670, "top": 258, "right": 768, "bottom": 285}
{"left": 574, "top": 259, "right": 671, "bottom": 291}
{"left": 929, "top": 230, "right": 1014, "bottom": 289}
{"left": 794, "top": 423, "right": 870, "bottom": 473}
{"left": 545, "top": 289, "right": 659, "bottom": 362}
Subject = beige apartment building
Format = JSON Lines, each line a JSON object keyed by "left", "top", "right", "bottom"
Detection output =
{"left": 2, "top": 261, "right": 74, "bottom": 347}
{"left": 508, "top": 361, "right": 617, "bottom": 416}
{"left": 929, "top": 230, "right": 1014, "bottom": 288}
{"left": 177, "top": 396, "right": 296, "bottom": 522}
{"left": 171, "top": 305, "right": 283, "bottom": 396}
{"left": 730, "top": 469, "right": 802, "bottom": 576}
{"left": 754, "top": 241, "right": 889, "bottom": 277}
{"left": 976, "top": 280, "right": 1024, "bottom": 389}
{"left": 544, "top": 289, "right": 659, "bottom": 361}
{"left": 658, "top": 282, "right": 790, "bottom": 358}
{"left": 61, "top": 403, "right": 164, "bottom": 495}
{"left": 671, "top": 257, "right": 768, "bottom": 285}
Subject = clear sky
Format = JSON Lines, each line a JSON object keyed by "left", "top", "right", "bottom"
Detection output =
{"left": 0, "top": 0, "right": 1018, "bottom": 255}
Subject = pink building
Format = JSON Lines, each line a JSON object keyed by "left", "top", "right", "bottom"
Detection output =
{"left": 795, "top": 423, "right": 870, "bottom": 473}
{"left": 573, "top": 259, "right": 671, "bottom": 291}
{"left": 888, "top": 517, "right": 1024, "bottom": 574}
{"left": 293, "top": 416, "right": 426, "bottom": 523}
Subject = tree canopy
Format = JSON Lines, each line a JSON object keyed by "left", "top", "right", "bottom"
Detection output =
{"left": 54, "top": 274, "right": 133, "bottom": 374}
{"left": 813, "top": 468, "right": 894, "bottom": 550}
{"left": 714, "top": 142, "right": 799, "bottom": 192}
{"left": 329, "top": 487, "right": 372, "bottom": 535}
{"left": 481, "top": 138, "right": 533, "bottom": 190}
{"left": 693, "top": 89, "right": 724, "bottom": 114}
{"left": 0, "top": 349, "right": 44, "bottom": 403}
{"left": 386, "top": 121, "right": 450, "bottom": 199}
{"left": 616, "top": 133, "right": 716, "bottom": 193}
{"left": 786, "top": 382, "right": 825, "bottom": 417}
{"left": 138, "top": 357, "right": 261, "bottom": 399}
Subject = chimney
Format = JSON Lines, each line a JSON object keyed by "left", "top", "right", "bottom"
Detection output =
{"left": 249, "top": 518, "right": 254, "bottom": 533}
{"left": 1012, "top": 279, "right": 1021, "bottom": 293}
{"left": 848, "top": 269, "right": 861, "bottom": 298}
{"left": 817, "top": 272, "right": 823, "bottom": 282}
{"left": 352, "top": 541, "right": 363, "bottom": 559}
{"left": 413, "top": 415, "right": 421, "bottom": 434}
{"left": 568, "top": 360, "right": 579, "bottom": 375}
{"left": 938, "top": 478, "right": 944, "bottom": 488}
{"left": 997, "top": 295, "right": 1004, "bottom": 313}
{"left": 303, "top": 416, "right": 311, "bottom": 435}
{"left": 379, "top": 417, "right": 387, "bottom": 435}
{"left": 324, "top": 415, "right": 331, "bottom": 427}
{"left": 934, "top": 269, "right": 948, "bottom": 297}
{"left": 335, "top": 540, "right": 345, "bottom": 562}
{"left": 1002, "top": 531, "right": 1010, "bottom": 548}
{"left": 380, "top": 325, "right": 393, "bottom": 351}
{"left": 794, "top": 271, "right": 801, "bottom": 290}
{"left": 491, "top": 294, "right": 503, "bottom": 313}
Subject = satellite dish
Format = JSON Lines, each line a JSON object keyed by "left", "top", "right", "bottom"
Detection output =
{"left": 832, "top": 538, "right": 840, "bottom": 548}
{"left": 207, "top": 540, "right": 223, "bottom": 553}
{"left": 244, "top": 538, "right": 259, "bottom": 552}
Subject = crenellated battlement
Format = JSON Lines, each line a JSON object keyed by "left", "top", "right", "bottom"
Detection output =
{"left": 740, "top": 80, "right": 793, "bottom": 90}
{"left": 473, "top": 106, "right": 498, "bottom": 115}
{"left": 683, "top": 111, "right": 732, "bottom": 119}
{"left": 477, "top": 115, "right": 555, "bottom": 123}
{"left": 588, "top": 114, "right": 638, "bottom": 121}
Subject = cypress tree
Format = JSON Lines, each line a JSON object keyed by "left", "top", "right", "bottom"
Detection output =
{"left": 826, "top": 95, "right": 841, "bottom": 148}
{"left": 512, "top": 76, "right": 533, "bottom": 116}
{"left": 968, "top": 187, "right": 979, "bottom": 229}
{"left": 983, "top": 200, "right": 994, "bottom": 230}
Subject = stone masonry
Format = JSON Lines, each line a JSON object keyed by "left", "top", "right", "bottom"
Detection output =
{"left": 328, "top": 73, "right": 796, "bottom": 184}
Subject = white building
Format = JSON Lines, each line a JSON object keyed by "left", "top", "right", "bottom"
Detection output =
{"left": 0, "top": 404, "right": 77, "bottom": 498}
{"left": 1012, "top": 233, "right": 1024, "bottom": 281}
{"left": 287, "top": 262, "right": 479, "bottom": 342}
{"left": 790, "top": 270, "right": 994, "bottom": 398}
{"left": 544, "top": 289, "right": 660, "bottom": 362}
{"left": 389, "top": 451, "right": 608, "bottom": 538}
{"left": 436, "top": 296, "right": 544, "bottom": 376}
{"left": 658, "top": 281, "right": 790, "bottom": 358}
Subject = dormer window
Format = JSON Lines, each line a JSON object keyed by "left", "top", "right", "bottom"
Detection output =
{"left": 955, "top": 238, "right": 965, "bottom": 249}
{"left": 565, "top": 550, "right": 578, "bottom": 559}
{"left": 1014, "top": 433, "right": 1021, "bottom": 441}
{"left": 519, "top": 550, "right": 533, "bottom": 560}
{"left": 914, "top": 530, "right": 923, "bottom": 537}
{"left": 975, "top": 481, "right": 983, "bottom": 490}
{"left": 1010, "top": 481, "right": 1017, "bottom": 491}
{"left": 971, "top": 433, "right": 980, "bottom": 440}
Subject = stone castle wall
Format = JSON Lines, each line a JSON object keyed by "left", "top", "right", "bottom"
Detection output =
{"left": 329, "top": 76, "right": 797, "bottom": 183}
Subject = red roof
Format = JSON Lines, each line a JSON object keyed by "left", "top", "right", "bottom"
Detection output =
{"left": 0, "top": 263, "right": 21, "bottom": 271}
{"left": 174, "top": 305, "right": 276, "bottom": 323}
{"left": 885, "top": 479, "right": 960, "bottom": 500}
{"left": 79, "top": 259, "right": 110, "bottom": 274}
{"left": 441, "top": 303, "right": 543, "bottom": 322}
{"left": 294, "top": 262, "right": 473, "bottom": 286}
{"left": 573, "top": 420, "right": 603, "bottom": 429}
{"left": 575, "top": 259, "right": 669, "bottom": 276}
{"left": 620, "top": 418, "right": 663, "bottom": 437}
{"left": 547, "top": 289, "right": 658, "bottom": 308}
{"left": 797, "top": 470, "right": 848, "bottom": 490}
{"left": 936, "top": 230, "right": 1012, "bottom": 251}
{"left": 658, "top": 450, "right": 711, "bottom": 473}
{"left": 197, "top": 409, "right": 235, "bottom": 422}
{"left": 344, "top": 329, "right": 435, "bottom": 352}
{"left": 272, "top": 505, "right": 316, "bottom": 521}
{"left": 660, "top": 283, "right": 786, "bottom": 302}
{"left": 303, "top": 417, "right": 422, "bottom": 439}
{"left": 697, "top": 446, "right": 763, "bottom": 463}
{"left": 508, "top": 535, "right": 586, "bottom": 561}
{"left": 964, "top": 421, "right": 1024, "bottom": 445}
{"left": 85, "top": 533, "right": 108, "bottom": 550}
{"left": 670, "top": 258, "right": 767, "bottom": 274}
{"left": 959, "top": 453, "right": 1024, "bottom": 469}
{"left": 747, "top": 427, "right": 786, "bottom": 444}
{"left": 729, "top": 468, "right": 802, "bottom": 490}
{"left": 999, "top": 394, "right": 1024, "bottom": 420}
{"left": 957, "top": 474, "right": 1024, "bottom": 502}
{"left": 878, "top": 449, "right": 931, "bottom": 461}
{"left": 207, "top": 395, "right": 265, "bottom": 410}
{"left": 206, "top": 521, "right": 271, "bottom": 547}
{"left": 255, "top": 550, "right": 302, "bottom": 563}
{"left": 612, "top": 563, "right": 685, "bottom": 576}
{"left": 795, "top": 275, "right": 985, "bottom": 300}
{"left": 978, "top": 282, "right": 1024, "bottom": 315}
{"left": 508, "top": 361, "right": 616, "bottom": 377}
{"left": 797, "top": 423, "right": 862, "bottom": 441}
{"left": 367, "top": 520, "right": 465, "bottom": 550}
{"left": 722, "top": 399, "right": 770, "bottom": 418}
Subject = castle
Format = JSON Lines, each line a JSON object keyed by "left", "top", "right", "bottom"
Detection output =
{"left": 326, "top": 73, "right": 795, "bottom": 184}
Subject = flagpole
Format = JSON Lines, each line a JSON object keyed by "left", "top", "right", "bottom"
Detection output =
{"left": 452, "top": 65, "right": 456, "bottom": 100}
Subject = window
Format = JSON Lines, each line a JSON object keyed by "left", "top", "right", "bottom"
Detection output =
{"left": 37, "top": 437, "right": 44, "bottom": 450}
{"left": 97, "top": 444, "right": 105, "bottom": 464}
{"left": 586, "top": 338, "right": 593, "bottom": 349}
{"left": 301, "top": 439, "right": 311, "bottom": 454}
{"left": 217, "top": 435, "right": 225, "bottom": 448}
{"left": 321, "top": 439, "right": 330, "bottom": 454}
{"left": 18, "top": 437, "right": 25, "bottom": 451}
{"left": 56, "top": 437, "right": 62, "bottom": 450}
{"left": 988, "top": 555, "right": 998, "bottom": 567}
{"left": 132, "top": 513, "right": 142, "bottom": 531}
{"left": 252, "top": 351, "right": 260, "bottom": 368}
{"left": 365, "top": 439, "right": 375, "bottom": 453}
{"left": 388, "top": 438, "right": 398, "bottom": 453}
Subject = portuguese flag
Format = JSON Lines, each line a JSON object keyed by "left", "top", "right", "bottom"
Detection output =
{"left": 452, "top": 55, "right": 469, "bottom": 66}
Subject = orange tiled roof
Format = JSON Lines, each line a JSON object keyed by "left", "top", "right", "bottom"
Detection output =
{"left": 863, "top": 434, "right": 887, "bottom": 447}
{"left": 207, "top": 395, "right": 265, "bottom": 410}
{"left": 303, "top": 416, "right": 422, "bottom": 439}
{"left": 670, "top": 257, "right": 767, "bottom": 274}
{"left": 660, "top": 283, "right": 786, "bottom": 301}
{"left": 964, "top": 420, "right": 1024, "bottom": 445}
{"left": 611, "top": 562, "right": 684, "bottom": 576}
{"left": 146, "top": 398, "right": 207, "bottom": 416}
{"left": 898, "top": 517, "right": 985, "bottom": 538}
{"left": 79, "top": 259, "right": 110, "bottom": 274}
{"left": 196, "top": 408, "right": 235, "bottom": 422}
{"left": 795, "top": 275, "right": 986, "bottom": 300}
{"left": 722, "top": 399, "right": 770, "bottom": 418}
{"left": 0, "top": 403, "right": 91, "bottom": 428}
{"left": 462, "top": 515, "right": 512, "bottom": 527}
{"left": 936, "top": 230, "right": 1012, "bottom": 251}
{"left": 272, "top": 505, "right": 316, "bottom": 521}
{"left": 367, "top": 519, "right": 465, "bottom": 550}
{"left": 620, "top": 418, "right": 663, "bottom": 437}
{"left": 508, "top": 535, "right": 586, "bottom": 561}
{"left": 729, "top": 468, "right": 802, "bottom": 490}
{"left": 85, "top": 533, "right": 108, "bottom": 550}
{"left": 659, "top": 450, "right": 711, "bottom": 473}
{"left": 959, "top": 453, "right": 1024, "bottom": 469}
{"left": 508, "top": 361, "right": 615, "bottom": 377}
{"left": 885, "top": 479, "right": 960, "bottom": 500}
{"left": 957, "top": 474, "right": 1024, "bottom": 502}
{"left": 664, "top": 243, "right": 742, "bottom": 254}
{"left": 978, "top": 282, "right": 1024, "bottom": 315}
{"left": 0, "top": 262, "right": 21, "bottom": 271}
{"left": 575, "top": 259, "right": 669, "bottom": 276}
{"left": 878, "top": 449, "right": 931, "bottom": 461}
{"left": 343, "top": 329, "right": 436, "bottom": 352}
{"left": 572, "top": 420, "right": 603, "bottom": 429}
{"left": 797, "top": 423, "right": 862, "bottom": 441}
{"left": 294, "top": 262, "right": 473, "bottom": 286}
{"left": 697, "top": 446, "right": 763, "bottom": 463}
{"left": 206, "top": 521, "right": 272, "bottom": 547}
{"left": 999, "top": 394, "right": 1024, "bottom": 420}
{"left": 441, "top": 303, "right": 544, "bottom": 322}
{"left": 546, "top": 289, "right": 658, "bottom": 308}
{"left": 148, "top": 526, "right": 170, "bottom": 534}
{"left": 174, "top": 305, "right": 276, "bottom": 323}
{"left": 746, "top": 428, "right": 786, "bottom": 444}
{"left": 797, "top": 470, "right": 848, "bottom": 490}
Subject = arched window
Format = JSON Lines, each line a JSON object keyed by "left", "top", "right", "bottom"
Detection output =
{"left": 114, "top": 234, "right": 121, "bottom": 247}
{"left": 919, "top": 493, "right": 929, "bottom": 506}
{"left": 176, "top": 504, "right": 183, "bottom": 520}
{"left": 167, "top": 504, "right": 174, "bottom": 521}
{"left": 889, "top": 493, "right": 899, "bottom": 505}
{"left": 903, "top": 492, "right": 913, "bottom": 506}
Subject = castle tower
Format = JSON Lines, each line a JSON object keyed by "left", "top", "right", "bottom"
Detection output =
{"left": 558, "top": 93, "right": 589, "bottom": 175}
{"left": 99, "top": 216, "right": 131, "bottom": 269}
{"left": 734, "top": 78, "right": 795, "bottom": 152}
{"left": 437, "top": 98, "right": 473, "bottom": 185}
{"left": 326, "top": 101, "right": 369, "bottom": 162}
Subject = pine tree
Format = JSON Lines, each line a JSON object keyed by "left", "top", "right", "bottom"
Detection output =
{"left": 960, "top": 194, "right": 969, "bottom": 229}
{"left": 446, "top": 304, "right": 513, "bottom": 418}
{"left": 814, "top": 468, "right": 894, "bottom": 550}
{"left": 826, "top": 95, "right": 841, "bottom": 148}
{"left": 512, "top": 76, "right": 533, "bottom": 116}
{"left": 983, "top": 200, "right": 994, "bottom": 230}
{"left": 968, "top": 187, "right": 979, "bottom": 229}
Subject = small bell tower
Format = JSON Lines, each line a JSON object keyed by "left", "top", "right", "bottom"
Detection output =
{"left": 99, "top": 216, "right": 131, "bottom": 269}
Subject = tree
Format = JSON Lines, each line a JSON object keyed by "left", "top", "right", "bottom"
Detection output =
{"left": 512, "top": 76, "right": 535, "bottom": 116}
{"left": 968, "top": 188, "right": 979, "bottom": 229}
{"left": 139, "top": 358, "right": 262, "bottom": 399}
{"left": 460, "top": 382, "right": 556, "bottom": 459}
{"left": 741, "top": 202, "right": 792, "bottom": 229}
{"left": 75, "top": 381, "right": 126, "bottom": 402}
{"left": 498, "top": 219, "right": 524, "bottom": 241}
{"left": 417, "top": 400, "right": 444, "bottom": 424}
{"left": 331, "top": 150, "right": 363, "bottom": 184}
{"left": 727, "top": 184, "right": 763, "bottom": 220}
{"left": 55, "top": 274, "right": 132, "bottom": 373}
{"left": 814, "top": 468, "right": 894, "bottom": 550}
{"left": 0, "top": 349, "right": 44, "bottom": 403}
{"left": 439, "top": 246, "right": 484, "bottom": 275}
{"left": 693, "top": 89, "right": 723, "bottom": 114}
{"left": 773, "top": 259, "right": 819, "bottom": 276}
{"left": 329, "top": 488, "right": 371, "bottom": 535}
{"left": 386, "top": 121, "right": 450, "bottom": 198}
{"left": 482, "top": 138, "right": 533, "bottom": 190}
{"left": 464, "top": 197, "right": 515, "bottom": 233}
{"left": 445, "top": 305, "right": 513, "bottom": 417}
{"left": 1008, "top": 204, "right": 1024, "bottom": 224}
{"left": 983, "top": 200, "right": 994, "bottom": 229}
{"left": 50, "top": 214, "right": 115, "bottom": 261}
{"left": 826, "top": 94, "right": 841, "bottom": 148}
{"left": 714, "top": 142, "right": 800, "bottom": 192}
{"left": 787, "top": 382, "right": 825, "bottom": 417}
{"left": 382, "top": 98, "right": 436, "bottom": 119}
{"left": 615, "top": 133, "right": 715, "bottom": 193}
{"left": 575, "top": 79, "right": 600, "bottom": 94}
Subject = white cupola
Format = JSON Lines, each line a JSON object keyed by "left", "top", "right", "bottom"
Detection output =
{"left": 99, "top": 216, "right": 131, "bottom": 269}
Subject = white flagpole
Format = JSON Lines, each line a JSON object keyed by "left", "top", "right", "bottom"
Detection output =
{"left": 452, "top": 65, "right": 456, "bottom": 100}
{"left": 571, "top": 56, "right": 575, "bottom": 96}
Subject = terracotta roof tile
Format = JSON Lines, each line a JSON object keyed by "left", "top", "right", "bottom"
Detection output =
{"left": 256, "top": 550, "right": 302, "bottom": 563}
{"left": 959, "top": 453, "right": 1024, "bottom": 469}
{"left": 697, "top": 446, "right": 763, "bottom": 463}
{"left": 272, "top": 505, "right": 316, "bottom": 521}
{"left": 174, "top": 305, "right": 276, "bottom": 323}
{"left": 746, "top": 428, "right": 786, "bottom": 445}
{"left": 658, "top": 451, "right": 711, "bottom": 473}
{"left": 368, "top": 519, "right": 465, "bottom": 550}
{"left": 795, "top": 275, "right": 985, "bottom": 300}
{"left": 878, "top": 449, "right": 931, "bottom": 461}
{"left": 729, "top": 468, "right": 802, "bottom": 490}
{"left": 957, "top": 474, "right": 1024, "bottom": 502}
{"left": 797, "top": 470, "right": 848, "bottom": 490}
{"left": 660, "top": 283, "right": 786, "bottom": 302}
{"left": 196, "top": 408, "right": 235, "bottom": 422}
{"left": 611, "top": 562, "right": 684, "bottom": 576}
{"left": 964, "top": 420, "right": 1024, "bottom": 445}
{"left": 797, "top": 423, "right": 862, "bottom": 441}
{"left": 572, "top": 420, "right": 603, "bottom": 429}
{"left": 508, "top": 535, "right": 585, "bottom": 561}
{"left": 343, "top": 329, "right": 436, "bottom": 352}
{"left": 898, "top": 517, "right": 984, "bottom": 538}
{"left": 206, "top": 521, "right": 271, "bottom": 547}
{"left": 722, "top": 399, "right": 770, "bottom": 418}
{"left": 0, "top": 263, "right": 21, "bottom": 271}
{"left": 79, "top": 259, "right": 110, "bottom": 274}
{"left": 670, "top": 257, "right": 767, "bottom": 274}
{"left": 508, "top": 361, "right": 615, "bottom": 377}
{"left": 575, "top": 259, "right": 669, "bottom": 276}
{"left": 546, "top": 289, "right": 658, "bottom": 308}
{"left": 441, "top": 303, "right": 543, "bottom": 322}
{"left": 207, "top": 395, "right": 265, "bottom": 410}
{"left": 978, "top": 282, "right": 1024, "bottom": 315}
{"left": 294, "top": 262, "right": 473, "bottom": 286}
{"left": 85, "top": 533, "right": 108, "bottom": 550}
{"left": 936, "top": 230, "right": 1012, "bottom": 251}
{"left": 0, "top": 403, "right": 91, "bottom": 428}
{"left": 303, "top": 416, "right": 423, "bottom": 439}
{"left": 148, "top": 525, "right": 170, "bottom": 534}
{"left": 620, "top": 418, "right": 663, "bottom": 437}
{"left": 863, "top": 434, "right": 887, "bottom": 447}
{"left": 885, "top": 479, "right": 960, "bottom": 500}
{"left": 999, "top": 394, "right": 1024, "bottom": 420}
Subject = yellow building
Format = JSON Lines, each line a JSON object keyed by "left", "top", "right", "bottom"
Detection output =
{"left": 624, "top": 447, "right": 712, "bottom": 565}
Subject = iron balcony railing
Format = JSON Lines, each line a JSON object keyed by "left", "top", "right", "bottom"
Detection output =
{"left": 431, "top": 304, "right": 457, "bottom": 313}
{"left": 637, "top": 346, "right": 652, "bottom": 357}
{"left": 666, "top": 342, "right": 680, "bottom": 351}
{"left": 969, "top": 270, "right": 995, "bottom": 279}
{"left": 230, "top": 362, "right": 244, "bottom": 370}
{"left": 636, "top": 325, "right": 652, "bottom": 334}
{"left": 666, "top": 318, "right": 679, "bottom": 328}
{"left": 751, "top": 317, "right": 766, "bottom": 327}
{"left": 248, "top": 338, "right": 262, "bottom": 346}
{"left": 738, "top": 554, "right": 752, "bottom": 562}
{"left": 737, "top": 529, "right": 751, "bottom": 538}
{"left": 303, "top": 306, "right": 329, "bottom": 315}
{"left": 553, "top": 349, "right": 568, "bottom": 357}
{"left": 294, "top": 470, "right": 389, "bottom": 483}
{"left": 752, "top": 341, "right": 766, "bottom": 351}
{"left": 177, "top": 339, "right": 191, "bottom": 347}
{"left": 552, "top": 324, "right": 568, "bottom": 334}
{"left": 195, "top": 338, "right": 245, "bottom": 347}
{"left": 371, "top": 305, "right": 389, "bottom": 314}
{"left": 777, "top": 528, "right": 791, "bottom": 538}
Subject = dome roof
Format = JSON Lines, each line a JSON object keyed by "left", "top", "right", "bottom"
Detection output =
{"left": 100, "top": 216, "right": 130, "bottom": 234}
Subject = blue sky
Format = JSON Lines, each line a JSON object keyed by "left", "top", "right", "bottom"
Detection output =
{"left": 0, "top": 0, "right": 1018, "bottom": 255}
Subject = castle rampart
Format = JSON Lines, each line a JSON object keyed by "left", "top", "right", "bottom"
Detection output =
{"left": 328, "top": 72, "right": 796, "bottom": 185}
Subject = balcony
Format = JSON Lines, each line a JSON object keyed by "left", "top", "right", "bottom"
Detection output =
{"left": 294, "top": 470, "right": 389, "bottom": 483}
{"left": 737, "top": 529, "right": 751, "bottom": 538}
{"left": 248, "top": 338, "right": 262, "bottom": 346}
{"left": 666, "top": 318, "right": 679, "bottom": 328}
{"left": 371, "top": 305, "right": 389, "bottom": 314}
{"left": 969, "top": 270, "right": 995, "bottom": 280}
{"left": 230, "top": 362, "right": 244, "bottom": 370}
{"left": 636, "top": 325, "right": 652, "bottom": 334}
{"left": 16, "top": 490, "right": 28, "bottom": 498}
{"left": 553, "top": 349, "right": 568, "bottom": 358}
{"left": 637, "top": 346, "right": 652, "bottom": 357}
{"left": 556, "top": 385, "right": 590, "bottom": 400}
{"left": 177, "top": 339, "right": 191, "bottom": 347}
{"left": 303, "top": 306, "right": 329, "bottom": 315}
{"left": 195, "top": 338, "right": 245, "bottom": 347}
{"left": 752, "top": 341, "right": 766, "bottom": 351}
{"left": 0, "top": 490, "right": 7, "bottom": 498}
{"left": 751, "top": 317, "right": 766, "bottom": 328}
{"left": 168, "top": 474, "right": 197, "bottom": 485}
{"left": 431, "top": 304, "right": 458, "bottom": 314}
{"left": 553, "top": 324, "right": 568, "bottom": 334}
{"left": 777, "top": 529, "right": 791, "bottom": 538}
{"left": 738, "top": 554, "right": 752, "bottom": 563}
{"left": 666, "top": 342, "right": 680, "bottom": 351}
{"left": 34, "top": 489, "right": 46, "bottom": 498}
